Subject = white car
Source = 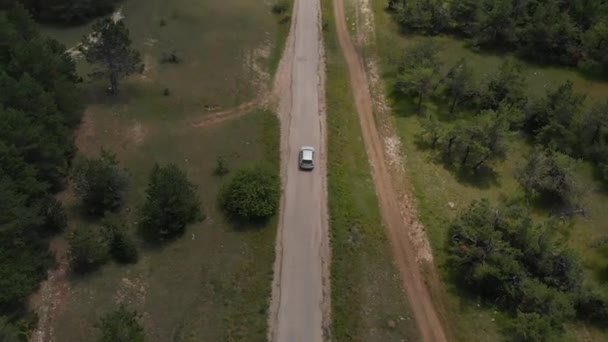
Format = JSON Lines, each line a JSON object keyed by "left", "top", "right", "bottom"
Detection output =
{"left": 298, "top": 146, "right": 315, "bottom": 170}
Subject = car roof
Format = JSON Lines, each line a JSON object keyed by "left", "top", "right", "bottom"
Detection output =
{"left": 302, "top": 149, "right": 314, "bottom": 160}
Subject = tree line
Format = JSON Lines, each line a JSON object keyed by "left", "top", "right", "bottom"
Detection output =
{"left": 449, "top": 199, "right": 608, "bottom": 340}
{"left": 388, "top": 0, "right": 608, "bottom": 78}
{"left": 0, "top": 4, "right": 82, "bottom": 319}
{"left": 0, "top": 0, "right": 121, "bottom": 25}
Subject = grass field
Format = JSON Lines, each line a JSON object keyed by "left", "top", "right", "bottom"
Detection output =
{"left": 38, "top": 0, "right": 287, "bottom": 340}
{"left": 369, "top": 0, "right": 608, "bottom": 340}
{"left": 322, "top": 0, "right": 420, "bottom": 340}
{"left": 43, "top": 0, "right": 290, "bottom": 105}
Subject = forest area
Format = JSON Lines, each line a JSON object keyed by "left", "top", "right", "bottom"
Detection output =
{"left": 388, "top": 0, "right": 608, "bottom": 78}
{"left": 1, "top": 0, "right": 120, "bottom": 24}
{"left": 0, "top": 1, "right": 125, "bottom": 318}
{"left": 382, "top": 0, "right": 608, "bottom": 340}
{"left": 0, "top": 4, "right": 83, "bottom": 334}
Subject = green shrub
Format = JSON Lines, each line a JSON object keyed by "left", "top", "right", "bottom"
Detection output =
{"left": 214, "top": 156, "right": 229, "bottom": 176}
{"left": 140, "top": 164, "right": 203, "bottom": 241}
{"left": 0, "top": 316, "right": 20, "bottom": 342}
{"left": 600, "top": 163, "right": 608, "bottom": 187}
{"left": 72, "top": 149, "right": 128, "bottom": 216}
{"left": 219, "top": 165, "right": 280, "bottom": 222}
{"left": 102, "top": 216, "right": 138, "bottom": 264}
{"left": 97, "top": 305, "right": 144, "bottom": 342}
{"left": 39, "top": 196, "right": 67, "bottom": 233}
{"left": 111, "top": 231, "right": 138, "bottom": 264}
{"left": 448, "top": 199, "right": 583, "bottom": 332}
{"left": 511, "top": 311, "right": 555, "bottom": 342}
{"left": 68, "top": 226, "right": 111, "bottom": 273}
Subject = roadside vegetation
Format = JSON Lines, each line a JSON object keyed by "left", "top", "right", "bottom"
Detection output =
{"left": 219, "top": 165, "right": 280, "bottom": 222}
{"left": 368, "top": 0, "right": 608, "bottom": 340}
{"left": 0, "top": 0, "right": 288, "bottom": 339}
{"left": 322, "top": 0, "right": 420, "bottom": 340}
{"left": 270, "top": 0, "right": 294, "bottom": 73}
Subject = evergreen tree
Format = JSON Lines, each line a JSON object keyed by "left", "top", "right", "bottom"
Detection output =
{"left": 481, "top": 60, "right": 527, "bottom": 110}
{"left": 72, "top": 149, "right": 129, "bottom": 216}
{"left": 68, "top": 226, "right": 111, "bottom": 273}
{"left": 395, "top": 40, "right": 442, "bottom": 111}
{"left": 443, "top": 58, "right": 476, "bottom": 115}
{"left": 83, "top": 18, "right": 142, "bottom": 95}
{"left": 140, "top": 164, "right": 202, "bottom": 241}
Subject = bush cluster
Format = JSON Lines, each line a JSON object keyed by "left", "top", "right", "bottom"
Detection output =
{"left": 402, "top": 41, "right": 608, "bottom": 194}
{"left": 219, "top": 165, "right": 280, "bottom": 222}
{"left": 449, "top": 199, "right": 608, "bottom": 338}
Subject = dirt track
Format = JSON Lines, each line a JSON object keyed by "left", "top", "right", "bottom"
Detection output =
{"left": 332, "top": 0, "right": 448, "bottom": 340}
{"left": 267, "top": 0, "right": 330, "bottom": 339}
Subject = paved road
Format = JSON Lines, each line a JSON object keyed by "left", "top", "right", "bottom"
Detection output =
{"left": 269, "top": 0, "right": 329, "bottom": 339}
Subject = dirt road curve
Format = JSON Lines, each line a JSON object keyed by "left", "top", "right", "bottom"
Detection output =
{"left": 268, "top": 0, "right": 330, "bottom": 339}
{"left": 333, "top": 0, "right": 447, "bottom": 340}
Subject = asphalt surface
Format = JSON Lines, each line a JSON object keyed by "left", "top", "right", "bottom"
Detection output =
{"left": 270, "top": 0, "right": 329, "bottom": 339}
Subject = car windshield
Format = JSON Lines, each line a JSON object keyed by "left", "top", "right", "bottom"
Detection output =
{"left": 302, "top": 159, "right": 312, "bottom": 164}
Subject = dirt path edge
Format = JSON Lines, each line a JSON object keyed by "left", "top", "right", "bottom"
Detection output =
{"left": 332, "top": 0, "right": 448, "bottom": 340}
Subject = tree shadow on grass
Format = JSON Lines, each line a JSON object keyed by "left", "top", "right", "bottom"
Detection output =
{"left": 412, "top": 138, "right": 501, "bottom": 189}
{"left": 137, "top": 229, "right": 167, "bottom": 250}
{"left": 527, "top": 191, "right": 581, "bottom": 218}
{"left": 453, "top": 165, "right": 500, "bottom": 189}
{"left": 390, "top": 89, "right": 421, "bottom": 117}
{"left": 137, "top": 221, "right": 204, "bottom": 250}
{"left": 85, "top": 84, "right": 127, "bottom": 105}
{"left": 595, "top": 262, "right": 608, "bottom": 285}
{"left": 223, "top": 214, "right": 272, "bottom": 232}
{"left": 83, "top": 80, "right": 153, "bottom": 107}
{"left": 413, "top": 135, "right": 434, "bottom": 151}
{"left": 438, "top": 155, "right": 500, "bottom": 189}
{"left": 591, "top": 164, "right": 608, "bottom": 195}
{"left": 529, "top": 192, "right": 561, "bottom": 212}
{"left": 441, "top": 257, "right": 503, "bottom": 314}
